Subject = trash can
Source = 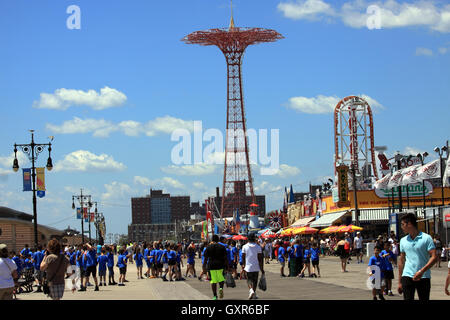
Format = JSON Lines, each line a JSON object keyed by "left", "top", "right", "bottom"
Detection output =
{"left": 366, "top": 242, "right": 375, "bottom": 258}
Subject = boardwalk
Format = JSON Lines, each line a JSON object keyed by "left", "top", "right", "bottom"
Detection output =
{"left": 15, "top": 255, "right": 449, "bottom": 300}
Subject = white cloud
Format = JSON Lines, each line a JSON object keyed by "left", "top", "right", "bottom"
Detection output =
{"left": 33, "top": 86, "right": 127, "bottom": 110}
{"left": 286, "top": 95, "right": 341, "bottom": 114}
{"left": 438, "top": 47, "right": 448, "bottom": 54}
{"left": 273, "top": 164, "right": 301, "bottom": 178}
{"left": 53, "top": 150, "right": 126, "bottom": 172}
{"left": 286, "top": 94, "right": 383, "bottom": 114}
{"left": 160, "top": 163, "right": 217, "bottom": 176}
{"left": 278, "top": 0, "right": 450, "bottom": 33}
{"left": 101, "top": 181, "right": 134, "bottom": 201}
{"left": 133, "top": 176, "right": 185, "bottom": 190}
{"left": 415, "top": 47, "right": 434, "bottom": 56}
{"left": 192, "top": 182, "right": 208, "bottom": 190}
{"left": 46, "top": 116, "right": 195, "bottom": 138}
{"left": 277, "top": 0, "right": 335, "bottom": 20}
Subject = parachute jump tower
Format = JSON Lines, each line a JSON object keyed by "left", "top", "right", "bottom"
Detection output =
{"left": 182, "top": 2, "right": 283, "bottom": 217}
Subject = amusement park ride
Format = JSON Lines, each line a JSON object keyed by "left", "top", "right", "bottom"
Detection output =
{"left": 183, "top": 1, "right": 283, "bottom": 221}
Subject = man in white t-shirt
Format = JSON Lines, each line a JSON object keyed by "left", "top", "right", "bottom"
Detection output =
{"left": 0, "top": 244, "right": 18, "bottom": 300}
{"left": 354, "top": 232, "right": 364, "bottom": 263}
{"left": 242, "top": 233, "right": 264, "bottom": 299}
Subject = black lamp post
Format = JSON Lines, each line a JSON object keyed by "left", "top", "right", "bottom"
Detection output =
{"left": 434, "top": 146, "right": 448, "bottom": 206}
{"left": 72, "top": 189, "right": 92, "bottom": 244}
{"left": 13, "top": 130, "right": 53, "bottom": 250}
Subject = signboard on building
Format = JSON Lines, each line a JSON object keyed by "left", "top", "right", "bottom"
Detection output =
{"left": 374, "top": 181, "right": 433, "bottom": 198}
{"left": 336, "top": 164, "right": 350, "bottom": 207}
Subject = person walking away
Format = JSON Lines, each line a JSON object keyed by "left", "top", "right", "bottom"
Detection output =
{"left": 230, "top": 241, "right": 238, "bottom": 279}
{"left": 398, "top": 213, "right": 437, "bottom": 301}
{"left": 143, "top": 244, "right": 151, "bottom": 278}
{"left": 434, "top": 235, "right": 442, "bottom": 268}
{"left": 336, "top": 235, "right": 349, "bottom": 272}
{"left": 277, "top": 241, "right": 287, "bottom": 277}
{"left": 354, "top": 232, "right": 364, "bottom": 263}
{"left": 198, "top": 241, "right": 209, "bottom": 281}
{"left": 287, "top": 241, "right": 296, "bottom": 277}
{"left": 175, "top": 244, "right": 184, "bottom": 281}
{"left": 133, "top": 247, "right": 144, "bottom": 279}
{"left": 167, "top": 244, "right": 177, "bottom": 281}
{"left": 31, "top": 245, "right": 44, "bottom": 292}
{"left": 149, "top": 243, "right": 157, "bottom": 278}
{"left": 345, "top": 233, "right": 353, "bottom": 262}
{"left": 242, "top": 233, "right": 264, "bottom": 300}
{"left": 239, "top": 244, "right": 247, "bottom": 280}
{"left": 299, "top": 242, "right": 311, "bottom": 278}
{"left": 203, "top": 235, "right": 228, "bottom": 300}
{"left": 381, "top": 241, "right": 395, "bottom": 296}
{"left": 310, "top": 242, "right": 321, "bottom": 277}
{"left": 368, "top": 245, "right": 386, "bottom": 300}
{"left": 106, "top": 246, "right": 117, "bottom": 285}
{"left": 11, "top": 251, "right": 23, "bottom": 279}
{"left": 40, "top": 239, "right": 71, "bottom": 300}
{"left": 82, "top": 243, "right": 100, "bottom": 291}
{"left": 0, "top": 244, "right": 19, "bottom": 300}
{"left": 117, "top": 248, "right": 127, "bottom": 286}
{"left": 293, "top": 239, "right": 304, "bottom": 277}
{"left": 186, "top": 242, "right": 196, "bottom": 278}
{"left": 161, "top": 243, "right": 170, "bottom": 282}
{"left": 97, "top": 249, "right": 108, "bottom": 286}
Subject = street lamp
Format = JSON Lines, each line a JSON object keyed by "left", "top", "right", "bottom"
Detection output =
{"left": 72, "top": 189, "right": 92, "bottom": 244}
{"left": 13, "top": 130, "right": 53, "bottom": 250}
{"left": 394, "top": 153, "right": 404, "bottom": 212}
{"left": 434, "top": 146, "right": 448, "bottom": 206}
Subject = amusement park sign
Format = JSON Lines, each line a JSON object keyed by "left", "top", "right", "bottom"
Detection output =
{"left": 374, "top": 181, "right": 433, "bottom": 198}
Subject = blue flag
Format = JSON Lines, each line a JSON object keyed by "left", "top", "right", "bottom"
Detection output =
{"left": 289, "top": 184, "right": 295, "bottom": 203}
{"left": 37, "top": 190, "right": 45, "bottom": 198}
{"left": 23, "top": 168, "right": 32, "bottom": 192}
{"left": 76, "top": 208, "right": 82, "bottom": 219}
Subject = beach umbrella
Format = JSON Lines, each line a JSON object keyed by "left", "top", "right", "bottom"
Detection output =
{"left": 335, "top": 225, "right": 363, "bottom": 233}
{"left": 319, "top": 226, "right": 340, "bottom": 234}
{"left": 232, "top": 235, "right": 248, "bottom": 241}
{"left": 291, "top": 226, "right": 319, "bottom": 236}
{"left": 260, "top": 229, "right": 277, "bottom": 239}
{"left": 221, "top": 234, "right": 233, "bottom": 239}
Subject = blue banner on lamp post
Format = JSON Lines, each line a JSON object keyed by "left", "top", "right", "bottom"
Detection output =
{"left": 22, "top": 168, "right": 32, "bottom": 191}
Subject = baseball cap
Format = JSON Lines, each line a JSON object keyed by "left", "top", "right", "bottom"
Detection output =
{"left": 356, "top": 232, "right": 361, "bottom": 234}
{"left": 0, "top": 244, "right": 7, "bottom": 250}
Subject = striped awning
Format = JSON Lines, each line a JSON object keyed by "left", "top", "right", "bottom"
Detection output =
{"left": 289, "top": 216, "right": 316, "bottom": 228}
{"left": 310, "top": 211, "right": 349, "bottom": 228}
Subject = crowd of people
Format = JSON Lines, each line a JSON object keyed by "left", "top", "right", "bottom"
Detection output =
{"left": 0, "top": 213, "right": 449, "bottom": 301}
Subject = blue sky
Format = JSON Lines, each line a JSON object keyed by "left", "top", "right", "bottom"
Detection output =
{"left": 0, "top": 0, "right": 449, "bottom": 236}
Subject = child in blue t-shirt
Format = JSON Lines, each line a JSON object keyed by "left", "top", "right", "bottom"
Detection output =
{"left": 299, "top": 243, "right": 311, "bottom": 278}
{"left": 106, "top": 246, "right": 117, "bottom": 285}
{"left": 133, "top": 248, "right": 144, "bottom": 279}
{"left": 277, "top": 245, "right": 287, "bottom": 277}
{"left": 117, "top": 248, "right": 127, "bottom": 286}
{"left": 97, "top": 249, "right": 108, "bottom": 286}
{"left": 167, "top": 244, "right": 177, "bottom": 282}
{"left": 310, "top": 242, "right": 321, "bottom": 278}
{"left": 368, "top": 245, "right": 386, "bottom": 300}
{"left": 381, "top": 241, "right": 395, "bottom": 296}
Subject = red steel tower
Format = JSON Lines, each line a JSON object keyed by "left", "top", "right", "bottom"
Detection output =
{"left": 182, "top": 7, "right": 283, "bottom": 218}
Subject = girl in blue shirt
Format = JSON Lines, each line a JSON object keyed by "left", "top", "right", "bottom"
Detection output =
{"left": 117, "top": 248, "right": 127, "bottom": 286}
{"left": 310, "top": 242, "right": 321, "bottom": 278}
{"left": 299, "top": 243, "right": 311, "bottom": 278}
{"left": 167, "top": 244, "right": 177, "bottom": 281}
{"left": 106, "top": 246, "right": 117, "bottom": 285}
{"left": 133, "top": 247, "right": 144, "bottom": 279}
{"left": 185, "top": 243, "right": 196, "bottom": 278}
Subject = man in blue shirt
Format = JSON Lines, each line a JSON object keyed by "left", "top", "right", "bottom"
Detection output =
{"left": 398, "top": 213, "right": 437, "bottom": 301}
{"left": 31, "top": 245, "right": 44, "bottom": 292}
{"left": 293, "top": 239, "right": 303, "bottom": 277}
{"left": 20, "top": 244, "right": 30, "bottom": 258}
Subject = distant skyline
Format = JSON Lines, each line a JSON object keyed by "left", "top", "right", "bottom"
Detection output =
{"left": 0, "top": 0, "right": 448, "bottom": 235}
